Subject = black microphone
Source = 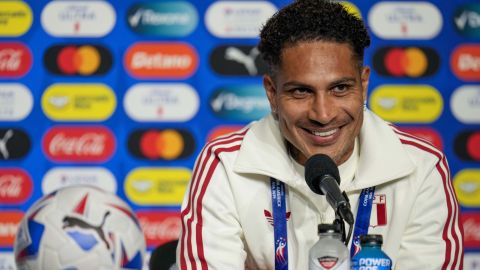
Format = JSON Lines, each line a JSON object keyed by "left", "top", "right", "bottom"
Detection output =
{"left": 305, "top": 154, "right": 354, "bottom": 225}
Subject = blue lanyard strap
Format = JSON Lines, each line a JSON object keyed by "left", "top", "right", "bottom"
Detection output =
{"left": 350, "top": 187, "right": 375, "bottom": 258}
{"left": 271, "top": 178, "right": 288, "bottom": 270}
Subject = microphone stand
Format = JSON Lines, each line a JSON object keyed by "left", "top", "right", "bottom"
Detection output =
{"left": 333, "top": 214, "right": 347, "bottom": 245}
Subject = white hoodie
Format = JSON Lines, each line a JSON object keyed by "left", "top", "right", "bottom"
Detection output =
{"left": 177, "top": 110, "right": 463, "bottom": 270}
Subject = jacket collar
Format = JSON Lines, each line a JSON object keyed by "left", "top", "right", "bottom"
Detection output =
{"left": 233, "top": 110, "right": 416, "bottom": 192}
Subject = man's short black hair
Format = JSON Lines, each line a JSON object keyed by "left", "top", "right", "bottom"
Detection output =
{"left": 258, "top": 0, "right": 371, "bottom": 75}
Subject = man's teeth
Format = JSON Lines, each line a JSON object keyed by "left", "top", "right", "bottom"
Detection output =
{"left": 312, "top": 129, "right": 337, "bottom": 137}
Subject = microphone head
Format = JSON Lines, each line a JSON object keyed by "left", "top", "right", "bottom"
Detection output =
{"left": 305, "top": 154, "right": 340, "bottom": 195}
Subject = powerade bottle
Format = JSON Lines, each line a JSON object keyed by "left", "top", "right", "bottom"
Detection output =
{"left": 309, "top": 223, "right": 350, "bottom": 270}
{"left": 351, "top": 234, "right": 392, "bottom": 270}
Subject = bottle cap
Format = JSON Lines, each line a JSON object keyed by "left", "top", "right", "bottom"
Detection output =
{"left": 360, "top": 234, "right": 383, "bottom": 245}
{"left": 317, "top": 223, "right": 342, "bottom": 234}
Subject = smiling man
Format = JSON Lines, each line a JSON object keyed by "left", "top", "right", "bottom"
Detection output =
{"left": 177, "top": 1, "right": 463, "bottom": 269}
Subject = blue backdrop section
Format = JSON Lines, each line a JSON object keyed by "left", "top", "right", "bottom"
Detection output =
{"left": 0, "top": 0, "right": 479, "bottom": 267}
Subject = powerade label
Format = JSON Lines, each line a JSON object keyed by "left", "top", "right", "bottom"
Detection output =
{"left": 351, "top": 249, "right": 392, "bottom": 270}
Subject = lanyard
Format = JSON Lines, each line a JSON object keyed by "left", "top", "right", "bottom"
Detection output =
{"left": 270, "top": 177, "right": 375, "bottom": 268}
{"left": 350, "top": 186, "right": 375, "bottom": 258}
{"left": 271, "top": 178, "right": 288, "bottom": 270}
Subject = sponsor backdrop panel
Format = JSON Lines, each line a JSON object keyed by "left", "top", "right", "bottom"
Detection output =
{"left": 0, "top": 0, "right": 479, "bottom": 268}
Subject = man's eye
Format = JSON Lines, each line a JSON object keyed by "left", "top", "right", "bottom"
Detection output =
{"left": 332, "top": 84, "right": 350, "bottom": 94}
{"left": 290, "top": 88, "right": 310, "bottom": 98}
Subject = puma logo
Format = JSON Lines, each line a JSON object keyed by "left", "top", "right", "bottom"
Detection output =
{"left": 0, "top": 129, "right": 13, "bottom": 159}
{"left": 225, "top": 47, "right": 260, "bottom": 75}
{"left": 63, "top": 211, "right": 111, "bottom": 249}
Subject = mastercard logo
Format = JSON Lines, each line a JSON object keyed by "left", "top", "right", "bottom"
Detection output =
{"left": 454, "top": 131, "right": 480, "bottom": 161}
{"left": 373, "top": 47, "right": 439, "bottom": 78}
{"left": 128, "top": 129, "right": 195, "bottom": 160}
{"left": 44, "top": 44, "right": 112, "bottom": 76}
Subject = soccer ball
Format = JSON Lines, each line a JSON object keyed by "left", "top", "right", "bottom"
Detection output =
{"left": 13, "top": 185, "right": 146, "bottom": 270}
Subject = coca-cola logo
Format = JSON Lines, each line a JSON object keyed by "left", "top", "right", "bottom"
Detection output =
{"left": 0, "top": 169, "right": 32, "bottom": 205}
{"left": 461, "top": 213, "right": 480, "bottom": 248}
{"left": 43, "top": 126, "right": 115, "bottom": 162}
{"left": 0, "top": 42, "right": 32, "bottom": 78}
{"left": 136, "top": 211, "right": 181, "bottom": 247}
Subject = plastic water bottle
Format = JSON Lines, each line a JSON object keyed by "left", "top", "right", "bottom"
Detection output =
{"left": 309, "top": 223, "right": 350, "bottom": 270}
{"left": 351, "top": 234, "right": 392, "bottom": 270}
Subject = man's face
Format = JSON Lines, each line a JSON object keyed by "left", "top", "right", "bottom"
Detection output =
{"left": 264, "top": 41, "right": 370, "bottom": 165}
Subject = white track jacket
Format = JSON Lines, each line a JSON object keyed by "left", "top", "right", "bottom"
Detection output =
{"left": 177, "top": 110, "right": 463, "bottom": 270}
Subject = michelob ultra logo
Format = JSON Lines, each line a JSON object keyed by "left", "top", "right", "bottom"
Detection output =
{"left": 127, "top": 1, "right": 198, "bottom": 37}
{"left": 124, "top": 83, "right": 199, "bottom": 122}
{"left": 369, "top": 85, "right": 443, "bottom": 123}
{"left": 368, "top": 2, "right": 442, "bottom": 39}
{"left": 44, "top": 44, "right": 113, "bottom": 76}
{"left": 450, "top": 85, "right": 480, "bottom": 124}
{"left": 373, "top": 46, "right": 439, "bottom": 78}
{"left": 454, "top": 169, "right": 480, "bottom": 207}
{"left": 41, "top": 1, "right": 116, "bottom": 37}
{"left": 127, "top": 128, "right": 195, "bottom": 160}
{"left": 124, "top": 42, "right": 198, "bottom": 78}
{"left": 42, "top": 84, "right": 116, "bottom": 121}
{"left": 0, "top": 1, "right": 33, "bottom": 36}
{"left": 454, "top": 3, "right": 480, "bottom": 39}
{"left": 209, "top": 84, "right": 270, "bottom": 121}
{"left": 125, "top": 167, "right": 191, "bottom": 206}
{"left": 451, "top": 44, "right": 480, "bottom": 81}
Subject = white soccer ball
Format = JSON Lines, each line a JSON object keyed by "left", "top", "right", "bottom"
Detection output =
{"left": 13, "top": 185, "right": 146, "bottom": 270}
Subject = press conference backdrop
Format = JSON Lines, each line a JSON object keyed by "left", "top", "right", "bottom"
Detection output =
{"left": 0, "top": 0, "right": 479, "bottom": 268}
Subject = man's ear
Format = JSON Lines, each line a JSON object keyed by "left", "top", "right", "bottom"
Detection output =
{"left": 361, "top": 66, "right": 370, "bottom": 102}
{"left": 263, "top": 75, "right": 278, "bottom": 114}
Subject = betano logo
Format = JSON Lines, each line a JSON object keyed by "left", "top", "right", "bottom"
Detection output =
{"left": 368, "top": 2, "right": 442, "bottom": 39}
{"left": 0, "top": 83, "right": 33, "bottom": 121}
{"left": 42, "top": 167, "right": 117, "bottom": 195}
{"left": 127, "top": 1, "right": 198, "bottom": 37}
{"left": 125, "top": 167, "right": 191, "bottom": 206}
{"left": 42, "top": 126, "right": 116, "bottom": 163}
{"left": 124, "top": 42, "right": 198, "bottom": 78}
{"left": 451, "top": 44, "right": 480, "bottom": 81}
{"left": 369, "top": 85, "right": 443, "bottom": 123}
{"left": 42, "top": 83, "right": 116, "bottom": 121}
{"left": 0, "top": 1, "right": 33, "bottom": 36}
{"left": 0, "top": 211, "right": 22, "bottom": 247}
{"left": 454, "top": 130, "right": 480, "bottom": 161}
{"left": 123, "top": 83, "right": 199, "bottom": 122}
{"left": 454, "top": 3, "right": 480, "bottom": 38}
{"left": 450, "top": 85, "right": 480, "bottom": 124}
{"left": 454, "top": 169, "right": 480, "bottom": 208}
{"left": 205, "top": 1, "right": 277, "bottom": 38}
{"left": 41, "top": 0, "right": 115, "bottom": 37}
{"left": 0, "top": 42, "right": 32, "bottom": 78}
{"left": 209, "top": 84, "right": 270, "bottom": 121}
{"left": 373, "top": 47, "right": 439, "bottom": 78}
{"left": 44, "top": 44, "right": 113, "bottom": 76}
{"left": 127, "top": 129, "right": 195, "bottom": 160}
